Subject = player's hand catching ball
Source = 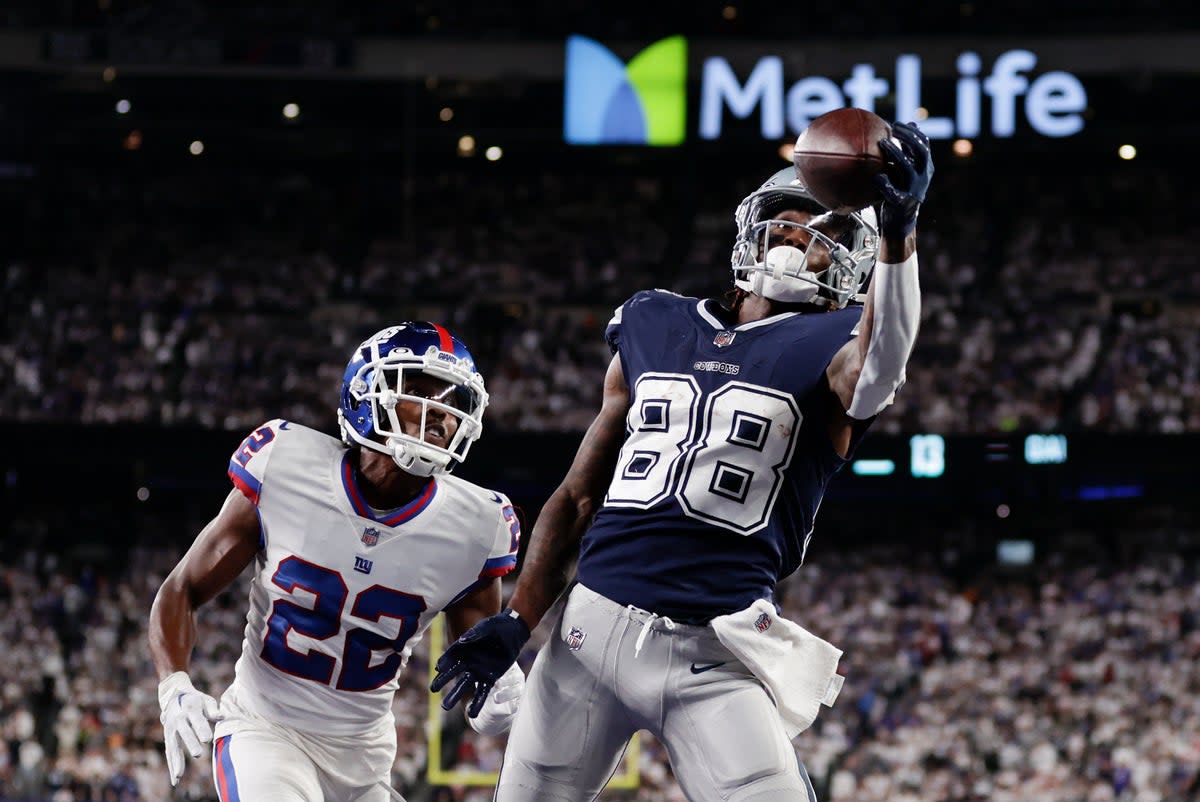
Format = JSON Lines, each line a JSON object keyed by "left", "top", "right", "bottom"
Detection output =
{"left": 157, "top": 671, "right": 221, "bottom": 786}
{"left": 874, "top": 121, "right": 934, "bottom": 239}
{"left": 431, "top": 608, "right": 530, "bottom": 717}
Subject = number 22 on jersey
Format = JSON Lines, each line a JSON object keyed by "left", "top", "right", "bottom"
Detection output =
{"left": 262, "top": 556, "right": 427, "bottom": 691}
{"left": 605, "top": 372, "right": 801, "bottom": 535}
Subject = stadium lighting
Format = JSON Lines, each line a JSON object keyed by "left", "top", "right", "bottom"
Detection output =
{"left": 457, "top": 134, "right": 476, "bottom": 157}
{"left": 123, "top": 130, "right": 142, "bottom": 150}
{"left": 189, "top": 140, "right": 205, "bottom": 156}
{"left": 102, "top": 66, "right": 116, "bottom": 83}
{"left": 115, "top": 99, "right": 131, "bottom": 114}
{"left": 952, "top": 138, "right": 973, "bottom": 157}
{"left": 995, "top": 503, "right": 1011, "bottom": 519}
{"left": 137, "top": 487, "right": 150, "bottom": 502}
{"left": 439, "top": 107, "right": 454, "bottom": 122}
{"left": 722, "top": 5, "right": 737, "bottom": 19}
{"left": 777, "top": 141, "right": 793, "bottom": 162}
{"left": 282, "top": 103, "right": 300, "bottom": 120}
{"left": 485, "top": 146, "right": 503, "bottom": 161}
{"left": 1118, "top": 144, "right": 1137, "bottom": 160}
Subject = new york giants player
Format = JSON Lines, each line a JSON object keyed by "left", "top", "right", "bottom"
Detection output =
{"left": 149, "top": 323, "right": 525, "bottom": 802}
{"left": 433, "top": 123, "right": 933, "bottom": 801}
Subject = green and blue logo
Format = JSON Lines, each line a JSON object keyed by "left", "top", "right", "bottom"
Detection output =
{"left": 564, "top": 35, "right": 687, "bottom": 146}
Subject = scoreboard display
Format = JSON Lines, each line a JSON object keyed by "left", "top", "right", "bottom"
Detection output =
{"left": 831, "top": 432, "right": 1188, "bottom": 508}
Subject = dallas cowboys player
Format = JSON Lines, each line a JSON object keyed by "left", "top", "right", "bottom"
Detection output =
{"left": 148, "top": 322, "right": 525, "bottom": 802}
{"left": 432, "top": 123, "right": 932, "bottom": 801}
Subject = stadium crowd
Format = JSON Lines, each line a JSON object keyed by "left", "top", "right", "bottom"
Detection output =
{"left": 1, "top": 517, "right": 1198, "bottom": 802}
{"left": 2, "top": 160, "right": 1199, "bottom": 437}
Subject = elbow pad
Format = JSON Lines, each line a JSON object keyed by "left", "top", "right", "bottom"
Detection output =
{"left": 847, "top": 253, "right": 921, "bottom": 419}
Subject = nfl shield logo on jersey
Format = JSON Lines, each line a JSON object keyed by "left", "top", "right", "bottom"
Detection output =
{"left": 565, "top": 626, "right": 587, "bottom": 651}
{"left": 361, "top": 526, "right": 380, "bottom": 547}
{"left": 713, "top": 330, "right": 737, "bottom": 347}
{"left": 754, "top": 612, "right": 772, "bottom": 633}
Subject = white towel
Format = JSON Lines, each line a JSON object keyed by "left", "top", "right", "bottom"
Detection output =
{"left": 710, "top": 599, "right": 844, "bottom": 738}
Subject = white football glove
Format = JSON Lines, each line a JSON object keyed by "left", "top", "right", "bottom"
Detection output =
{"left": 466, "top": 661, "right": 525, "bottom": 736}
{"left": 158, "top": 671, "right": 221, "bottom": 786}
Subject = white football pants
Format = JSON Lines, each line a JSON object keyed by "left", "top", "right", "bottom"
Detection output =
{"left": 211, "top": 683, "right": 396, "bottom": 802}
{"left": 496, "top": 583, "right": 818, "bottom": 802}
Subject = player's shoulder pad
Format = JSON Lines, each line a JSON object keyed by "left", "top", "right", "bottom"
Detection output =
{"left": 635, "top": 287, "right": 690, "bottom": 305}
{"left": 615, "top": 288, "right": 689, "bottom": 315}
{"left": 227, "top": 418, "right": 296, "bottom": 504}
{"left": 609, "top": 289, "right": 693, "bottom": 353}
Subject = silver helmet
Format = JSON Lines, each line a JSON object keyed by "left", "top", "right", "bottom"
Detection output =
{"left": 730, "top": 167, "right": 879, "bottom": 309}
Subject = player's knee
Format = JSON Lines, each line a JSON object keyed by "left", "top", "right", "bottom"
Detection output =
{"left": 723, "top": 768, "right": 816, "bottom": 802}
{"left": 495, "top": 777, "right": 582, "bottom": 802}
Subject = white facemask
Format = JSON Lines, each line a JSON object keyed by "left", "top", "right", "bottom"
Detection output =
{"left": 734, "top": 245, "right": 822, "bottom": 304}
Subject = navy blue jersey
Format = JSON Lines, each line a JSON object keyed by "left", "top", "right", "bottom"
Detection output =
{"left": 577, "top": 289, "right": 868, "bottom": 621}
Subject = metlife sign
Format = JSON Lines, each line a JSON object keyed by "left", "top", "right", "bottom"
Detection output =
{"left": 564, "top": 36, "right": 1088, "bottom": 145}
{"left": 700, "top": 49, "right": 1087, "bottom": 140}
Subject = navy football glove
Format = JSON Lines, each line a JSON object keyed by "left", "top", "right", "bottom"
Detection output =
{"left": 874, "top": 121, "right": 934, "bottom": 239}
{"left": 430, "top": 608, "right": 531, "bottom": 717}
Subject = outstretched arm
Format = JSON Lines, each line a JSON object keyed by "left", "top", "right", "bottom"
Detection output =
{"left": 827, "top": 121, "right": 932, "bottom": 454}
{"left": 430, "top": 354, "right": 630, "bottom": 716}
{"left": 508, "top": 353, "right": 630, "bottom": 629}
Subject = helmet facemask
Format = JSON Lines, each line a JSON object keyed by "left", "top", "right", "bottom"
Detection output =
{"left": 731, "top": 168, "right": 879, "bottom": 309}
{"left": 339, "top": 344, "right": 488, "bottom": 477}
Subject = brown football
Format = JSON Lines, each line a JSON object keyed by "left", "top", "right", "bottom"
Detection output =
{"left": 792, "top": 107, "right": 892, "bottom": 213}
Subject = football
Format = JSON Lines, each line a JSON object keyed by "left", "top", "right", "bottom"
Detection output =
{"left": 792, "top": 107, "right": 892, "bottom": 213}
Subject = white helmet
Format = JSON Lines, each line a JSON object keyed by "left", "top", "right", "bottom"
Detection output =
{"left": 730, "top": 167, "right": 879, "bottom": 309}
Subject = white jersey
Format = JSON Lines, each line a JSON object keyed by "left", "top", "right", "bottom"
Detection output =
{"left": 222, "top": 419, "right": 520, "bottom": 736}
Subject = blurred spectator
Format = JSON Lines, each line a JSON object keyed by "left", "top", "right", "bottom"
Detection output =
{"left": 2, "top": 522, "right": 1199, "bottom": 801}
{"left": 2, "top": 162, "right": 1197, "bottom": 436}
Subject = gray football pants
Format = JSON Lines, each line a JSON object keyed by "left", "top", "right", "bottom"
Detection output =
{"left": 495, "top": 583, "right": 817, "bottom": 802}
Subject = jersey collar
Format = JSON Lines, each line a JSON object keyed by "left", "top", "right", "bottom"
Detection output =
{"left": 339, "top": 453, "right": 438, "bottom": 527}
{"left": 695, "top": 299, "right": 799, "bottom": 333}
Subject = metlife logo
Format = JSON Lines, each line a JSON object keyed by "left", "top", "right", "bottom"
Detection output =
{"left": 563, "top": 35, "right": 687, "bottom": 146}
{"left": 564, "top": 37, "right": 1087, "bottom": 145}
{"left": 700, "top": 49, "right": 1087, "bottom": 140}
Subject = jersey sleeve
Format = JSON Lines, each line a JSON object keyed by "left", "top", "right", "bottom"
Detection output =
{"left": 227, "top": 418, "right": 289, "bottom": 505}
{"left": 479, "top": 492, "right": 521, "bottom": 579}
{"left": 605, "top": 300, "right": 626, "bottom": 355}
{"left": 606, "top": 289, "right": 677, "bottom": 355}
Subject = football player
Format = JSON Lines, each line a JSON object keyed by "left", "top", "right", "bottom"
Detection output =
{"left": 149, "top": 322, "right": 525, "bottom": 802}
{"left": 431, "top": 123, "right": 933, "bottom": 801}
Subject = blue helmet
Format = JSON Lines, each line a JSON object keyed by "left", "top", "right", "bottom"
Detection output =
{"left": 338, "top": 322, "right": 488, "bottom": 477}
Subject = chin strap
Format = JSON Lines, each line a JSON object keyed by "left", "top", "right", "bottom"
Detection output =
{"left": 847, "top": 253, "right": 921, "bottom": 419}
{"left": 388, "top": 437, "right": 450, "bottom": 477}
{"left": 734, "top": 246, "right": 823, "bottom": 304}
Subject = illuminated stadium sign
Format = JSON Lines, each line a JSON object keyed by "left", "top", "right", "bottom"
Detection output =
{"left": 1024, "top": 434, "right": 1068, "bottom": 464}
{"left": 564, "top": 35, "right": 687, "bottom": 146}
{"left": 565, "top": 37, "right": 1086, "bottom": 145}
{"left": 700, "top": 49, "right": 1087, "bottom": 140}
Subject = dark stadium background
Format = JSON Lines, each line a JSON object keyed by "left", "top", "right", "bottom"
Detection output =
{"left": 2, "top": 2, "right": 1199, "bottom": 801}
